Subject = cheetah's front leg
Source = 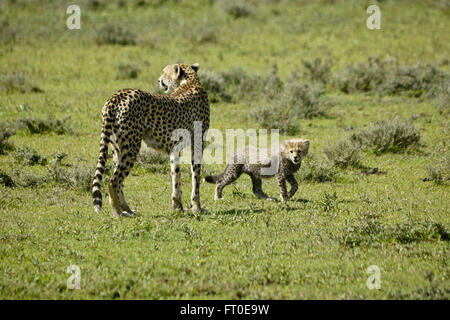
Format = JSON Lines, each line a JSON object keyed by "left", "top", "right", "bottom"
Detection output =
{"left": 170, "top": 152, "right": 183, "bottom": 211}
{"left": 190, "top": 139, "right": 206, "bottom": 212}
{"left": 191, "top": 161, "right": 203, "bottom": 212}
{"left": 277, "top": 176, "right": 289, "bottom": 202}
{"left": 286, "top": 174, "right": 298, "bottom": 199}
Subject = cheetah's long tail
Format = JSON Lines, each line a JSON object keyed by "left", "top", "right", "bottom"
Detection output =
{"left": 204, "top": 173, "right": 224, "bottom": 184}
{"left": 92, "top": 100, "right": 115, "bottom": 213}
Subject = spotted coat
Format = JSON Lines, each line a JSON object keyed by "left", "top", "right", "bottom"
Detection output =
{"left": 92, "top": 63, "right": 210, "bottom": 216}
{"left": 204, "top": 139, "right": 310, "bottom": 202}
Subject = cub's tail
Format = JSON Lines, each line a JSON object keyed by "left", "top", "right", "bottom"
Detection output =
{"left": 204, "top": 173, "right": 224, "bottom": 184}
{"left": 92, "top": 100, "right": 116, "bottom": 213}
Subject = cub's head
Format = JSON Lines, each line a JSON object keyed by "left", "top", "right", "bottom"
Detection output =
{"left": 281, "top": 139, "right": 310, "bottom": 164}
{"left": 158, "top": 63, "right": 200, "bottom": 93}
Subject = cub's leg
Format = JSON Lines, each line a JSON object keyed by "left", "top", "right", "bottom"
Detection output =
{"left": 249, "top": 173, "right": 276, "bottom": 201}
{"left": 277, "top": 175, "right": 289, "bottom": 202}
{"left": 215, "top": 164, "right": 243, "bottom": 200}
{"left": 286, "top": 174, "right": 298, "bottom": 199}
{"left": 170, "top": 152, "right": 183, "bottom": 211}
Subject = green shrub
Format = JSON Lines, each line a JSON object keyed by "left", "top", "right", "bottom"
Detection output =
{"left": 222, "top": 3, "right": 253, "bottom": 19}
{"left": 96, "top": 24, "right": 137, "bottom": 45}
{"left": 16, "top": 116, "right": 72, "bottom": 135}
{"left": 198, "top": 70, "right": 232, "bottom": 103}
{"left": 0, "top": 72, "right": 42, "bottom": 94}
{"left": 14, "top": 171, "right": 48, "bottom": 188}
{"left": 0, "top": 122, "right": 16, "bottom": 155}
{"left": 350, "top": 118, "right": 420, "bottom": 154}
{"left": 221, "top": 66, "right": 282, "bottom": 102}
{"left": 432, "top": 80, "right": 449, "bottom": 115}
{"left": 0, "top": 20, "right": 16, "bottom": 45}
{"left": 381, "top": 63, "right": 446, "bottom": 97}
{"left": 341, "top": 217, "right": 450, "bottom": 248}
{"left": 252, "top": 78, "right": 325, "bottom": 134}
{"left": 0, "top": 170, "right": 15, "bottom": 188}
{"left": 425, "top": 145, "right": 449, "bottom": 185}
{"left": 298, "top": 156, "right": 339, "bottom": 183}
{"left": 184, "top": 21, "right": 217, "bottom": 44}
{"left": 323, "top": 139, "right": 362, "bottom": 168}
{"left": 334, "top": 57, "right": 447, "bottom": 98}
{"left": 116, "top": 62, "right": 140, "bottom": 79}
{"left": 13, "top": 146, "right": 47, "bottom": 166}
{"left": 334, "top": 57, "right": 388, "bottom": 94}
{"left": 47, "top": 158, "right": 95, "bottom": 192}
{"left": 136, "top": 145, "right": 169, "bottom": 174}
{"left": 301, "top": 57, "right": 334, "bottom": 83}
{"left": 251, "top": 105, "right": 300, "bottom": 136}
{"left": 281, "top": 78, "right": 326, "bottom": 119}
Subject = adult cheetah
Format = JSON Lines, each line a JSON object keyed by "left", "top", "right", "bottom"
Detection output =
{"left": 92, "top": 63, "right": 210, "bottom": 217}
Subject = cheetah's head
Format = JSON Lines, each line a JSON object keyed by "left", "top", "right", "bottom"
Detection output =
{"left": 158, "top": 63, "right": 200, "bottom": 93}
{"left": 282, "top": 139, "right": 310, "bottom": 164}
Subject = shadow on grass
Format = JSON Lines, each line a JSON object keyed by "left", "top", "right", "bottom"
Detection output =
{"left": 291, "top": 197, "right": 310, "bottom": 203}
{"left": 215, "top": 208, "right": 265, "bottom": 215}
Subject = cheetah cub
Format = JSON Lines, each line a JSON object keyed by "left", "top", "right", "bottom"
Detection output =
{"left": 204, "top": 139, "right": 310, "bottom": 202}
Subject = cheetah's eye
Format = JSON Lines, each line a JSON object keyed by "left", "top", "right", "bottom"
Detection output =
{"left": 290, "top": 150, "right": 293, "bottom": 153}
{"left": 298, "top": 149, "right": 302, "bottom": 153}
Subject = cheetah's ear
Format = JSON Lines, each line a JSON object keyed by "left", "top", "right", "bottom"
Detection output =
{"left": 191, "top": 63, "right": 200, "bottom": 73}
{"left": 301, "top": 140, "right": 310, "bottom": 157}
{"left": 174, "top": 64, "right": 182, "bottom": 79}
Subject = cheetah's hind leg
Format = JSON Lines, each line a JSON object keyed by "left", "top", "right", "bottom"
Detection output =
{"left": 170, "top": 152, "right": 184, "bottom": 211}
{"left": 214, "top": 164, "right": 244, "bottom": 201}
{"left": 109, "top": 142, "right": 139, "bottom": 217}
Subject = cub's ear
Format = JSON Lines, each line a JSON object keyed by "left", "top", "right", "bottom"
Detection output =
{"left": 301, "top": 139, "right": 310, "bottom": 157}
{"left": 280, "top": 140, "right": 289, "bottom": 151}
{"left": 191, "top": 63, "right": 200, "bottom": 72}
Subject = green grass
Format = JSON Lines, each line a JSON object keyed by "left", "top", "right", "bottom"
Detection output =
{"left": 0, "top": 0, "right": 449, "bottom": 299}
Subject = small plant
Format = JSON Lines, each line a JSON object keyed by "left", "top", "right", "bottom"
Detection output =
{"left": 136, "top": 145, "right": 169, "bottom": 174}
{"left": 0, "top": 72, "right": 42, "bottom": 94}
{"left": 340, "top": 217, "right": 449, "bottom": 248}
{"left": 14, "top": 171, "right": 48, "bottom": 188}
{"left": 222, "top": 3, "right": 252, "bottom": 19}
{"left": 425, "top": 145, "right": 449, "bottom": 185}
{"left": 71, "top": 161, "right": 96, "bottom": 192}
{"left": 302, "top": 57, "right": 334, "bottom": 83}
{"left": 13, "top": 146, "right": 47, "bottom": 166}
{"left": 0, "top": 122, "right": 16, "bottom": 155}
{"left": 221, "top": 66, "right": 282, "bottom": 102}
{"left": 333, "top": 57, "right": 447, "bottom": 98}
{"left": 47, "top": 157, "right": 94, "bottom": 192}
{"left": 252, "top": 77, "right": 326, "bottom": 135}
{"left": 0, "top": 170, "right": 15, "bottom": 188}
{"left": 0, "top": 20, "right": 16, "bottom": 45}
{"left": 298, "top": 156, "right": 339, "bottom": 183}
{"left": 184, "top": 21, "right": 218, "bottom": 44}
{"left": 319, "top": 191, "right": 339, "bottom": 212}
{"left": 350, "top": 118, "right": 420, "bottom": 155}
{"left": 96, "top": 24, "right": 137, "bottom": 46}
{"left": 282, "top": 78, "right": 326, "bottom": 119}
{"left": 198, "top": 70, "right": 232, "bottom": 103}
{"left": 116, "top": 62, "right": 140, "bottom": 79}
{"left": 323, "top": 139, "right": 362, "bottom": 168}
{"left": 16, "top": 116, "right": 72, "bottom": 135}
{"left": 334, "top": 57, "right": 388, "bottom": 94}
{"left": 381, "top": 63, "right": 446, "bottom": 97}
{"left": 432, "top": 80, "right": 449, "bottom": 115}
